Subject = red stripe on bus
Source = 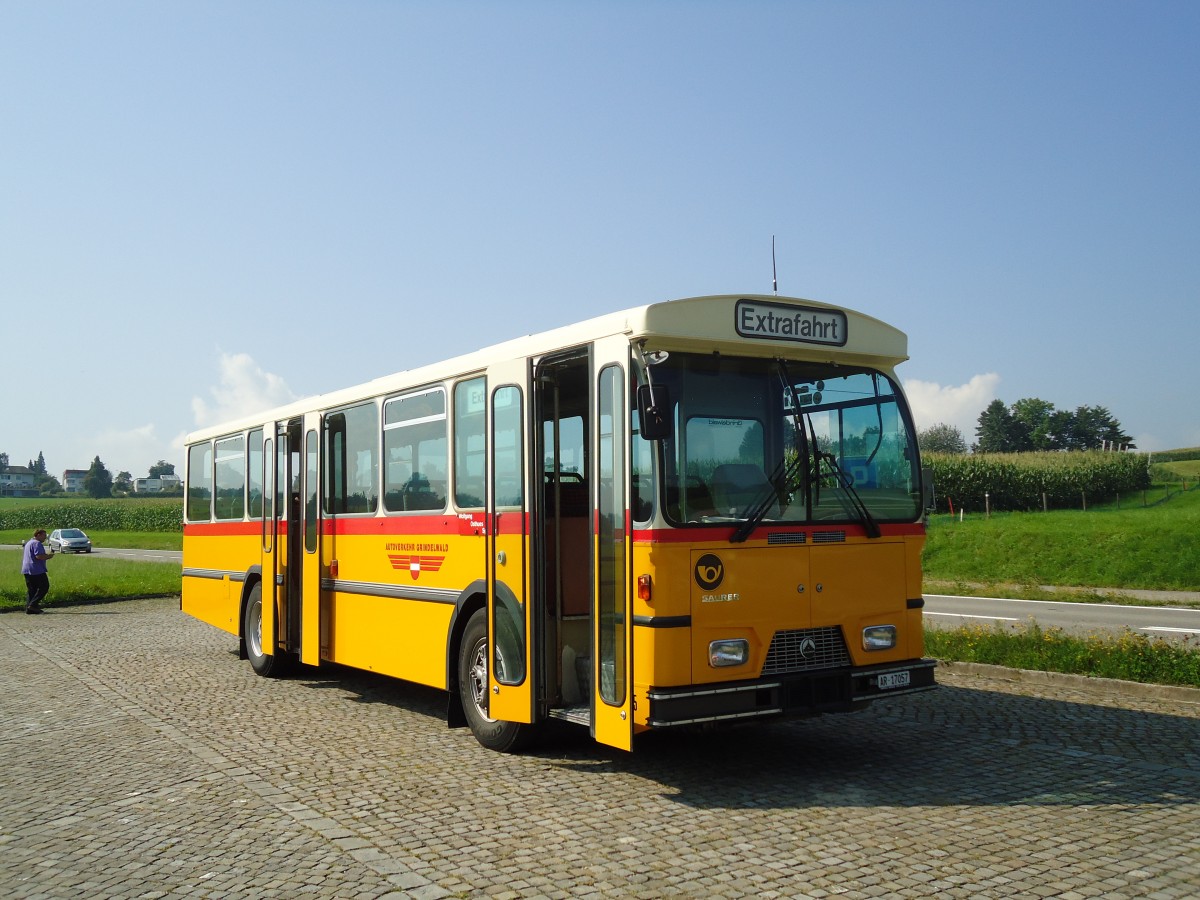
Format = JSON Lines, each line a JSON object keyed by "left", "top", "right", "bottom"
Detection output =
{"left": 187, "top": 517, "right": 922, "bottom": 542}
{"left": 319, "top": 515, "right": 485, "bottom": 536}
{"left": 631, "top": 522, "right": 925, "bottom": 542}
{"left": 183, "top": 521, "right": 262, "bottom": 537}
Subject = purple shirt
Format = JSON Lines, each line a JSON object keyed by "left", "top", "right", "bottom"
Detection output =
{"left": 21, "top": 539, "right": 48, "bottom": 576}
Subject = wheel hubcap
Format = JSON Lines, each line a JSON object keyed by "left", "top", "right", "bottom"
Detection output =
{"left": 247, "top": 598, "right": 262, "bottom": 658}
{"left": 468, "top": 640, "right": 494, "bottom": 722}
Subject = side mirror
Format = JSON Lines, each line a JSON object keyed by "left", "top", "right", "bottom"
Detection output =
{"left": 637, "top": 383, "right": 671, "bottom": 441}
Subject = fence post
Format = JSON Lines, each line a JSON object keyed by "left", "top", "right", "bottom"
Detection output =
{"left": 1081, "top": 491, "right": 1087, "bottom": 511}
{"left": 1042, "top": 492, "right": 1048, "bottom": 512}
{"left": 985, "top": 492, "right": 990, "bottom": 518}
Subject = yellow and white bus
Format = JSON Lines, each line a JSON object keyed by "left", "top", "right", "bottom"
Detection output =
{"left": 182, "top": 294, "right": 935, "bottom": 752}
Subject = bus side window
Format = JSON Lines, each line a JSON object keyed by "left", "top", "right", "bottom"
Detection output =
{"left": 214, "top": 435, "right": 246, "bottom": 521}
{"left": 454, "top": 376, "right": 486, "bottom": 509}
{"left": 384, "top": 387, "right": 449, "bottom": 513}
{"left": 631, "top": 407, "right": 655, "bottom": 522}
{"left": 632, "top": 478, "right": 652, "bottom": 521}
{"left": 186, "top": 442, "right": 213, "bottom": 522}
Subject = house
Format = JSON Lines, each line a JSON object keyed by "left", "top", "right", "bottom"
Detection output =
{"left": 134, "top": 474, "right": 181, "bottom": 493}
{"left": 134, "top": 477, "right": 163, "bottom": 493}
{"left": 63, "top": 469, "right": 87, "bottom": 493}
{"left": 0, "top": 466, "right": 40, "bottom": 498}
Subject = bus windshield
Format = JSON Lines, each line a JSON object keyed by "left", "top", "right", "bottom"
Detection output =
{"left": 652, "top": 353, "right": 922, "bottom": 532}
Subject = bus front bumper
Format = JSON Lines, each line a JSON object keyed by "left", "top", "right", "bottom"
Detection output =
{"left": 644, "top": 658, "right": 937, "bottom": 727}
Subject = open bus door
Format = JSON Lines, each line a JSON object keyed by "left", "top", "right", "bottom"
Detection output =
{"left": 591, "top": 335, "right": 634, "bottom": 750}
{"left": 274, "top": 421, "right": 304, "bottom": 658}
{"left": 264, "top": 419, "right": 303, "bottom": 661}
{"left": 486, "top": 359, "right": 535, "bottom": 725}
{"left": 260, "top": 426, "right": 278, "bottom": 664}
{"left": 300, "top": 413, "right": 322, "bottom": 666}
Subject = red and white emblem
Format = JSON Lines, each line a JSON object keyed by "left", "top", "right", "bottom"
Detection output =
{"left": 388, "top": 554, "right": 446, "bottom": 581}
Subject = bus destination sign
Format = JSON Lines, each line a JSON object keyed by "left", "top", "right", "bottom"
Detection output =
{"left": 735, "top": 299, "right": 847, "bottom": 347}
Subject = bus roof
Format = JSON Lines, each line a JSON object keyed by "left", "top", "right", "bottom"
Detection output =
{"left": 184, "top": 294, "right": 908, "bottom": 444}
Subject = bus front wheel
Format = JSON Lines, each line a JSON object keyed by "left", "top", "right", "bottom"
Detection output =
{"left": 458, "top": 609, "right": 533, "bottom": 753}
{"left": 243, "top": 582, "right": 287, "bottom": 678}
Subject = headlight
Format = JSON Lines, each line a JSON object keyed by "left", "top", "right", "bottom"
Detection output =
{"left": 862, "top": 625, "right": 897, "bottom": 651}
{"left": 709, "top": 639, "right": 749, "bottom": 667}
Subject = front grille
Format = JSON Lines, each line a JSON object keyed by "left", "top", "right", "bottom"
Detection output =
{"left": 761, "top": 626, "right": 851, "bottom": 675}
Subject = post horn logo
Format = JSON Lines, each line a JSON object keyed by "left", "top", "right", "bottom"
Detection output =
{"left": 694, "top": 554, "right": 724, "bottom": 590}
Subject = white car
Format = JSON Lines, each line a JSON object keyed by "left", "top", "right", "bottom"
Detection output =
{"left": 48, "top": 528, "right": 92, "bottom": 553}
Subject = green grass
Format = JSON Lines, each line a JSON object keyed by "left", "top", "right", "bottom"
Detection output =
{"left": 1156, "top": 459, "right": 1200, "bottom": 481}
{"left": 0, "top": 550, "right": 181, "bottom": 611}
{"left": 922, "top": 483, "right": 1200, "bottom": 592}
{"left": 922, "top": 482, "right": 1200, "bottom": 686}
{"left": 0, "top": 529, "right": 181, "bottom": 550}
{"left": 925, "top": 620, "right": 1200, "bottom": 688}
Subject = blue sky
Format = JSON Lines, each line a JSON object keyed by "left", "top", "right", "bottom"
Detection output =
{"left": 3, "top": 1, "right": 1197, "bottom": 479}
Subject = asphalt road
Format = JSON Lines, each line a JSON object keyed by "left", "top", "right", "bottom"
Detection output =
{"left": 88, "top": 546, "right": 182, "bottom": 564}
{"left": 925, "top": 592, "right": 1200, "bottom": 644}
{"left": 0, "top": 545, "right": 181, "bottom": 565}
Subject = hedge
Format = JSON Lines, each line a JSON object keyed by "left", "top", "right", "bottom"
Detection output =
{"left": 927, "top": 451, "right": 1151, "bottom": 513}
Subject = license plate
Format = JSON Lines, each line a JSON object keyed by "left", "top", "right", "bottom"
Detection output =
{"left": 877, "top": 671, "right": 910, "bottom": 690}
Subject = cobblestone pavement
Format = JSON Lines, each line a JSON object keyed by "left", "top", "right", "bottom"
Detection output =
{"left": 2, "top": 598, "right": 1198, "bottom": 899}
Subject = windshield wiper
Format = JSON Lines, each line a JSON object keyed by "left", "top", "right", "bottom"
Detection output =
{"left": 730, "top": 452, "right": 807, "bottom": 543}
{"left": 815, "top": 450, "right": 882, "bottom": 539}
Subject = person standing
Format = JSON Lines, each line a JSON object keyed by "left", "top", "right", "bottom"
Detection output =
{"left": 21, "top": 528, "right": 55, "bottom": 614}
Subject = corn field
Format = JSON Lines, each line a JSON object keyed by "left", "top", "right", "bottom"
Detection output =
{"left": 0, "top": 500, "right": 183, "bottom": 533}
{"left": 926, "top": 451, "right": 1151, "bottom": 513}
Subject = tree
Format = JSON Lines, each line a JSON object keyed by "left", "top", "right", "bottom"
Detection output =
{"left": 0, "top": 451, "right": 7, "bottom": 473}
{"left": 114, "top": 471, "right": 133, "bottom": 494}
{"left": 1046, "top": 409, "right": 1075, "bottom": 450}
{"left": 918, "top": 423, "right": 968, "bottom": 454}
{"left": 1069, "top": 405, "right": 1135, "bottom": 450}
{"left": 28, "top": 451, "right": 48, "bottom": 475}
{"left": 1098, "top": 411, "right": 1136, "bottom": 450}
{"left": 149, "top": 460, "right": 176, "bottom": 477}
{"left": 1010, "top": 398, "right": 1056, "bottom": 451}
{"left": 974, "top": 400, "right": 1018, "bottom": 452}
{"left": 83, "top": 456, "right": 113, "bottom": 499}
{"left": 975, "top": 399, "right": 1135, "bottom": 453}
{"left": 34, "top": 473, "right": 63, "bottom": 496}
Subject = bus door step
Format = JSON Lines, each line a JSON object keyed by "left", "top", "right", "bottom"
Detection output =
{"left": 548, "top": 705, "right": 591, "bottom": 727}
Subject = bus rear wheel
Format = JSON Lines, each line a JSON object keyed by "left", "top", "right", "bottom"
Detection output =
{"left": 458, "top": 609, "right": 533, "bottom": 753}
{"left": 243, "top": 582, "right": 288, "bottom": 678}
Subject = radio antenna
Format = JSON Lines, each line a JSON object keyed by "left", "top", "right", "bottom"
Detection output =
{"left": 771, "top": 235, "right": 778, "bottom": 295}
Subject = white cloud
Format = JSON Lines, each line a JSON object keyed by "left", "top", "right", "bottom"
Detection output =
{"left": 902, "top": 373, "right": 1001, "bottom": 442}
{"left": 191, "top": 352, "right": 297, "bottom": 428}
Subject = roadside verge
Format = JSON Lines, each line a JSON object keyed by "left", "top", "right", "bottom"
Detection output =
{"left": 937, "top": 659, "right": 1200, "bottom": 705}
